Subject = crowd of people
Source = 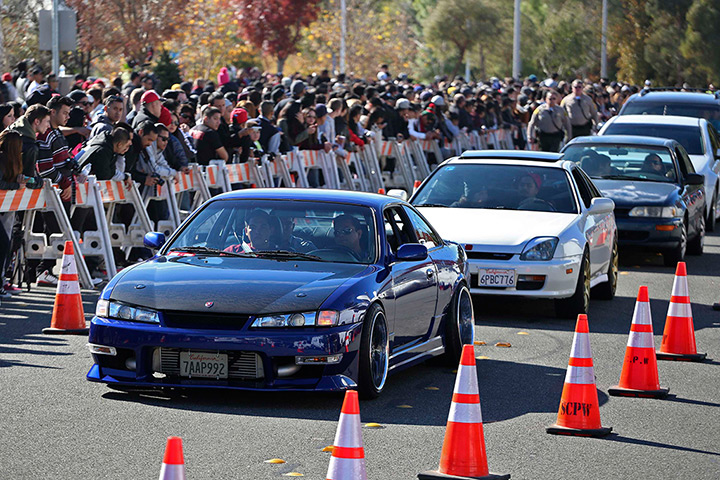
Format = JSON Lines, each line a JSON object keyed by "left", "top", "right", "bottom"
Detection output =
{"left": 0, "top": 58, "right": 668, "bottom": 303}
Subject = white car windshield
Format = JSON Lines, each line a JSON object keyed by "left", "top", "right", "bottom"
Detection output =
{"left": 412, "top": 164, "right": 577, "bottom": 214}
{"left": 603, "top": 123, "right": 704, "bottom": 155}
{"left": 563, "top": 144, "right": 677, "bottom": 184}
{"left": 166, "top": 199, "right": 377, "bottom": 264}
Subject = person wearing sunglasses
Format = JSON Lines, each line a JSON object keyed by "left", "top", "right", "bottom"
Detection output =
{"left": 333, "top": 214, "right": 366, "bottom": 261}
{"left": 560, "top": 79, "right": 599, "bottom": 139}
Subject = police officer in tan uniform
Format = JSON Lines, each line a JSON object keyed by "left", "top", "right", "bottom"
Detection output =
{"left": 561, "top": 79, "right": 598, "bottom": 138}
{"left": 527, "top": 90, "right": 571, "bottom": 152}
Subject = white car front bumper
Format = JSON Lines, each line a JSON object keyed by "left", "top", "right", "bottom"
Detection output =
{"left": 467, "top": 255, "right": 582, "bottom": 298}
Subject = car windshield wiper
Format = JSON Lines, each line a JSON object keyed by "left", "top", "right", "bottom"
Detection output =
{"left": 167, "top": 246, "right": 255, "bottom": 257}
{"left": 414, "top": 203, "right": 448, "bottom": 207}
{"left": 254, "top": 250, "right": 323, "bottom": 261}
{"left": 599, "top": 174, "right": 645, "bottom": 181}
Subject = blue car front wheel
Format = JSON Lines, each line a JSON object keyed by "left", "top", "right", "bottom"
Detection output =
{"left": 358, "top": 304, "right": 389, "bottom": 399}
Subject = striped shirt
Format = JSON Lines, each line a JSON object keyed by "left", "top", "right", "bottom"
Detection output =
{"left": 36, "top": 128, "right": 72, "bottom": 189}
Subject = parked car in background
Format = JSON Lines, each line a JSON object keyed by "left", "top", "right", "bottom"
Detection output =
{"left": 603, "top": 114, "right": 720, "bottom": 230}
{"left": 410, "top": 151, "right": 617, "bottom": 319}
{"left": 562, "top": 135, "right": 706, "bottom": 267}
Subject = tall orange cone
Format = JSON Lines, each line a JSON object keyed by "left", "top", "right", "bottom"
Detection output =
{"left": 608, "top": 286, "right": 669, "bottom": 398}
{"left": 657, "top": 262, "right": 706, "bottom": 362}
{"left": 547, "top": 314, "right": 612, "bottom": 437}
{"left": 159, "top": 436, "right": 186, "bottom": 480}
{"left": 418, "top": 344, "right": 509, "bottom": 480}
{"left": 413, "top": 180, "right": 422, "bottom": 192}
{"left": 326, "top": 390, "right": 367, "bottom": 480}
{"left": 42, "top": 241, "right": 88, "bottom": 335}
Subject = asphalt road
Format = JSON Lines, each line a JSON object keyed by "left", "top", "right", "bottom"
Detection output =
{"left": 1, "top": 237, "right": 720, "bottom": 479}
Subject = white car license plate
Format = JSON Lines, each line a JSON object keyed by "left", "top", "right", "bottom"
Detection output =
{"left": 179, "top": 352, "right": 228, "bottom": 379}
{"left": 477, "top": 268, "right": 515, "bottom": 287}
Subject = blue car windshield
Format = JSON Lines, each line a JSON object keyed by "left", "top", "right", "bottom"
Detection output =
{"left": 622, "top": 102, "right": 720, "bottom": 131}
{"left": 412, "top": 164, "right": 578, "bottom": 213}
{"left": 603, "top": 123, "right": 704, "bottom": 155}
{"left": 563, "top": 144, "right": 677, "bottom": 183}
{"left": 166, "top": 199, "right": 377, "bottom": 264}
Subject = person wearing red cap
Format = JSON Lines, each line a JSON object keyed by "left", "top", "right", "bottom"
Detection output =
{"left": 516, "top": 172, "right": 554, "bottom": 211}
{"left": 2, "top": 73, "right": 19, "bottom": 103}
{"left": 131, "top": 90, "right": 162, "bottom": 129}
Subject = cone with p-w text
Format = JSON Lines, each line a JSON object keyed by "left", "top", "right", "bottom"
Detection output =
{"left": 547, "top": 314, "right": 612, "bottom": 437}
{"left": 326, "top": 390, "right": 367, "bottom": 480}
{"left": 159, "top": 436, "right": 186, "bottom": 480}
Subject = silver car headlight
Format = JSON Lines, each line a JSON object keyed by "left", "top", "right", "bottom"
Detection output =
{"left": 95, "top": 299, "right": 160, "bottom": 324}
{"left": 520, "top": 237, "right": 559, "bottom": 261}
{"left": 628, "top": 206, "right": 678, "bottom": 218}
{"left": 251, "top": 309, "right": 364, "bottom": 328}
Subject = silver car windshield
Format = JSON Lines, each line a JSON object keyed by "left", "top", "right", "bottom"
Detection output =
{"left": 413, "top": 164, "right": 578, "bottom": 214}
{"left": 563, "top": 144, "right": 677, "bottom": 184}
{"left": 166, "top": 199, "right": 378, "bottom": 264}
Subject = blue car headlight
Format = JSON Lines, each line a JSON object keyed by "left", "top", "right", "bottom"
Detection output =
{"left": 95, "top": 299, "right": 160, "bottom": 324}
{"left": 520, "top": 237, "right": 559, "bottom": 261}
{"left": 251, "top": 309, "right": 363, "bottom": 328}
{"left": 628, "top": 206, "right": 679, "bottom": 218}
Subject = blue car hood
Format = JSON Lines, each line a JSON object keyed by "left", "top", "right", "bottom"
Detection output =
{"left": 592, "top": 179, "right": 679, "bottom": 207}
{"left": 110, "top": 256, "right": 368, "bottom": 314}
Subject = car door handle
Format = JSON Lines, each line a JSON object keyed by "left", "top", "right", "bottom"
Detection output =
{"left": 426, "top": 268, "right": 435, "bottom": 278}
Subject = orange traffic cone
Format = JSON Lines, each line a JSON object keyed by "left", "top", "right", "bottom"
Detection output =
{"left": 377, "top": 188, "right": 386, "bottom": 195}
{"left": 413, "top": 180, "right": 422, "bottom": 191}
{"left": 42, "top": 241, "right": 88, "bottom": 335}
{"left": 608, "top": 286, "right": 669, "bottom": 398}
{"left": 547, "top": 314, "right": 612, "bottom": 437}
{"left": 418, "top": 345, "right": 509, "bottom": 480}
{"left": 159, "top": 436, "right": 186, "bottom": 480}
{"left": 657, "top": 262, "right": 706, "bottom": 362}
{"left": 326, "top": 390, "right": 367, "bottom": 480}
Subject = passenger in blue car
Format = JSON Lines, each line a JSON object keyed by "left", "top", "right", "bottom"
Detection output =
{"left": 224, "top": 208, "right": 277, "bottom": 253}
{"left": 333, "top": 214, "right": 369, "bottom": 262}
{"left": 276, "top": 214, "right": 317, "bottom": 253}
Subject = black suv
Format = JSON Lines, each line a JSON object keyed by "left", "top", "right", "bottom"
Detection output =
{"left": 619, "top": 88, "right": 720, "bottom": 131}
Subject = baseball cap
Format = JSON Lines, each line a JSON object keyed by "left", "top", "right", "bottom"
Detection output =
{"left": 1, "top": 73, "right": 11, "bottom": 82}
{"left": 315, "top": 103, "right": 328, "bottom": 118}
{"left": 430, "top": 95, "right": 445, "bottom": 106}
{"left": 396, "top": 98, "right": 411, "bottom": 110}
{"left": 141, "top": 90, "right": 160, "bottom": 104}
{"left": 231, "top": 107, "right": 248, "bottom": 125}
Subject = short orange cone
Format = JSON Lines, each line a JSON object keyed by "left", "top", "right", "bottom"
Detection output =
{"left": 377, "top": 188, "right": 385, "bottom": 195}
{"left": 657, "top": 262, "right": 706, "bottom": 362}
{"left": 608, "top": 286, "right": 669, "bottom": 398}
{"left": 326, "top": 390, "right": 367, "bottom": 480}
{"left": 547, "top": 314, "right": 612, "bottom": 437}
{"left": 42, "top": 241, "right": 88, "bottom": 335}
{"left": 159, "top": 436, "right": 186, "bottom": 480}
{"left": 418, "top": 344, "right": 509, "bottom": 480}
{"left": 413, "top": 180, "right": 422, "bottom": 191}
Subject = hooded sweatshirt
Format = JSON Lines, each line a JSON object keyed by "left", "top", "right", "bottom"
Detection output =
{"left": 78, "top": 130, "right": 127, "bottom": 181}
{"left": 8, "top": 116, "right": 43, "bottom": 187}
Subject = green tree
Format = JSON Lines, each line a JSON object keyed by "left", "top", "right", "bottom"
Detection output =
{"left": 153, "top": 50, "right": 182, "bottom": 92}
{"left": 423, "top": 0, "right": 501, "bottom": 78}
{"left": 681, "top": 0, "right": 720, "bottom": 85}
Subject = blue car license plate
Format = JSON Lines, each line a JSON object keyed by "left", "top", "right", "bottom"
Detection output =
{"left": 179, "top": 351, "right": 228, "bottom": 379}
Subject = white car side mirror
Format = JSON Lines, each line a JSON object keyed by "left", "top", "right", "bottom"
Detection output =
{"left": 589, "top": 197, "right": 615, "bottom": 214}
{"left": 387, "top": 189, "right": 408, "bottom": 201}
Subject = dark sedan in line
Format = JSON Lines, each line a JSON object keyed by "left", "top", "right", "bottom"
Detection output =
{"left": 562, "top": 135, "right": 705, "bottom": 266}
{"left": 87, "top": 189, "right": 473, "bottom": 398}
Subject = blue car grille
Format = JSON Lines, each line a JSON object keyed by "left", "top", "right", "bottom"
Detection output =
{"left": 162, "top": 311, "right": 252, "bottom": 330}
{"left": 158, "top": 348, "right": 264, "bottom": 379}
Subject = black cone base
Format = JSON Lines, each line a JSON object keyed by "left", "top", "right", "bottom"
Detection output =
{"left": 546, "top": 424, "right": 612, "bottom": 437}
{"left": 419, "top": 471, "right": 510, "bottom": 480}
{"left": 656, "top": 351, "right": 707, "bottom": 362}
{"left": 42, "top": 327, "right": 89, "bottom": 335}
{"left": 608, "top": 385, "right": 669, "bottom": 398}
{"left": 712, "top": 303, "right": 720, "bottom": 311}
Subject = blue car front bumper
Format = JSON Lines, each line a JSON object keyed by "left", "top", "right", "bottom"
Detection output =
{"left": 86, "top": 316, "right": 364, "bottom": 392}
{"left": 616, "top": 217, "right": 683, "bottom": 249}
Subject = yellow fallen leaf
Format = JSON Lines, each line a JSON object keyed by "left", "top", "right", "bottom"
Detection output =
{"left": 264, "top": 459, "right": 286, "bottom": 464}
{"left": 495, "top": 342, "right": 512, "bottom": 348}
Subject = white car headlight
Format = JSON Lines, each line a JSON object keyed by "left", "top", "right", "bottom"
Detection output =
{"left": 628, "top": 206, "right": 678, "bottom": 218}
{"left": 95, "top": 299, "right": 160, "bottom": 324}
{"left": 251, "top": 312, "right": 322, "bottom": 328}
{"left": 520, "top": 237, "right": 559, "bottom": 261}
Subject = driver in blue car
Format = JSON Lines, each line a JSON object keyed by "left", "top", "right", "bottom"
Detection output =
{"left": 333, "top": 214, "right": 368, "bottom": 262}
{"left": 225, "top": 209, "right": 277, "bottom": 253}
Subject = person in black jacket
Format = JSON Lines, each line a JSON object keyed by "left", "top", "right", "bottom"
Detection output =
{"left": 130, "top": 91, "right": 162, "bottom": 129}
{"left": 78, "top": 127, "right": 133, "bottom": 183}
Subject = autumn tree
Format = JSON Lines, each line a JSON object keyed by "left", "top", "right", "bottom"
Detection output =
{"left": 235, "top": 0, "right": 322, "bottom": 74}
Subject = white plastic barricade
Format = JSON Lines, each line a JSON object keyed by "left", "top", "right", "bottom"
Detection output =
{"left": 4, "top": 180, "right": 95, "bottom": 289}
{"left": 171, "top": 165, "right": 207, "bottom": 220}
{"left": 420, "top": 138, "right": 446, "bottom": 165}
{"left": 406, "top": 140, "right": 431, "bottom": 180}
{"left": 260, "top": 154, "right": 295, "bottom": 188}
{"left": 73, "top": 177, "right": 118, "bottom": 279}
{"left": 290, "top": 149, "right": 338, "bottom": 189}
{"left": 343, "top": 151, "right": 371, "bottom": 191}
{"left": 378, "top": 140, "right": 416, "bottom": 192}
{"left": 226, "top": 161, "right": 265, "bottom": 188}
{"left": 359, "top": 145, "right": 385, "bottom": 193}
{"left": 143, "top": 179, "right": 180, "bottom": 237}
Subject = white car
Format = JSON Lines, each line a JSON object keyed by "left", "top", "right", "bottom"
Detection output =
{"left": 600, "top": 115, "right": 720, "bottom": 230}
{"left": 410, "top": 151, "right": 618, "bottom": 318}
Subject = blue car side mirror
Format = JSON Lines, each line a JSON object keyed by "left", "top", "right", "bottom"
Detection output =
{"left": 396, "top": 243, "right": 428, "bottom": 261}
{"left": 144, "top": 232, "right": 166, "bottom": 249}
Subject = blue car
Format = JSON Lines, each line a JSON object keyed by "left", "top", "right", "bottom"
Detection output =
{"left": 562, "top": 136, "right": 706, "bottom": 266}
{"left": 87, "top": 189, "right": 473, "bottom": 398}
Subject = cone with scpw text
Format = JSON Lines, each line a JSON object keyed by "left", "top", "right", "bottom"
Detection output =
{"left": 608, "top": 286, "right": 669, "bottom": 398}
{"left": 42, "top": 241, "right": 88, "bottom": 335}
{"left": 657, "top": 262, "right": 706, "bottom": 362}
{"left": 418, "top": 344, "right": 509, "bottom": 480}
{"left": 546, "top": 314, "right": 612, "bottom": 437}
{"left": 159, "top": 436, "right": 186, "bottom": 480}
{"left": 326, "top": 390, "right": 367, "bottom": 480}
